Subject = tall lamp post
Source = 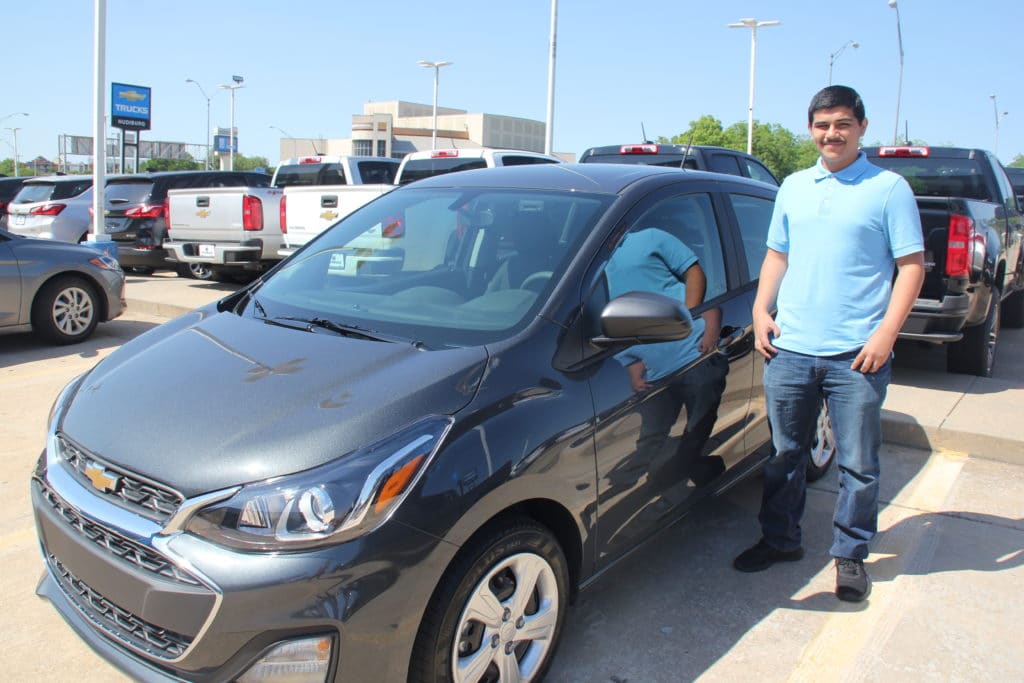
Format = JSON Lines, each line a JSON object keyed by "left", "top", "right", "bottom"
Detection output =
{"left": 989, "top": 94, "right": 1009, "bottom": 158}
{"left": 888, "top": 0, "right": 904, "bottom": 145}
{"left": 4, "top": 127, "right": 22, "bottom": 177}
{"left": 269, "top": 125, "right": 297, "bottom": 158}
{"left": 828, "top": 40, "right": 859, "bottom": 85}
{"left": 728, "top": 17, "right": 781, "bottom": 155}
{"left": 545, "top": 0, "right": 558, "bottom": 156}
{"left": 218, "top": 75, "right": 244, "bottom": 170}
{"left": 418, "top": 60, "right": 452, "bottom": 150}
{"left": 185, "top": 79, "right": 211, "bottom": 170}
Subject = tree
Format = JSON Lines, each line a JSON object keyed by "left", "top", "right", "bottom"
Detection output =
{"left": 1009, "top": 154, "right": 1024, "bottom": 168}
{"left": 142, "top": 157, "right": 201, "bottom": 172}
{"left": 0, "top": 158, "right": 37, "bottom": 176}
{"left": 229, "top": 154, "right": 271, "bottom": 172}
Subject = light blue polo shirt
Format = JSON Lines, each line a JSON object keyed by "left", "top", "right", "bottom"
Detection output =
{"left": 606, "top": 228, "right": 703, "bottom": 380}
{"left": 766, "top": 152, "right": 923, "bottom": 356}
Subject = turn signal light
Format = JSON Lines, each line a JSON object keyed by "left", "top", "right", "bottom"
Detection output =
{"left": 242, "top": 195, "right": 263, "bottom": 231}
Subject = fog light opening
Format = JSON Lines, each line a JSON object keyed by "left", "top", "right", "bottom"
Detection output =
{"left": 236, "top": 635, "right": 332, "bottom": 683}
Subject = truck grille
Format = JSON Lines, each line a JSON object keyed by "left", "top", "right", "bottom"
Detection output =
{"left": 57, "top": 435, "right": 183, "bottom": 521}
{"left": 48, "top": 554, "right": 193, "bottom": 660}
{"left": 37, "top": 480, "right": 200, "bottom": 587}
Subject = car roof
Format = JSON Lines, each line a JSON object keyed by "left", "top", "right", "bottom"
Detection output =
{"left": 581, "top": 143, "right": 754, "bottom": 157}
{"left": 399, "top": 162, "right": 771, "bottom": 194}
{"left": 402, "top": 147, "right": 560, "bottom": 162}
{"left": 20, "top": 175, "right": 92, "bottom": 184}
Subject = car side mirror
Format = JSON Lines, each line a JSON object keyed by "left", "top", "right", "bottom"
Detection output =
{"left": 591, "top": 290, "right": 693, "bottom": 348}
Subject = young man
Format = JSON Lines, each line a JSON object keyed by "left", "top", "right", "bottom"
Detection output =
{"left": 733, "top": 86, "right": 925, "bottom": 602}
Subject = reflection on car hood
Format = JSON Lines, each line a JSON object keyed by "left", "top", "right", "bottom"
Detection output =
{"left": 59, "top": 310, "right": 487, "bottom": 497}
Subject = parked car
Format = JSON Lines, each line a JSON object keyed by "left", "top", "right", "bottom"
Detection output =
{"left": 579, "top": 143, "right": 780, "bottom": 185}
{"left": 864, "top": 146, "right": 1024, "bottom": 376}
{"left": 1005, "top": 165, "right": 1024, "bottom": 204}
{"left": 395, "top": 147, "right": 562, "bottom": 186}
{"left": 32, "top": 163, "right": 835, "bottom": 681}
{"left": 5, "top": 176, "right": 94, "bottom": 243}
{"left": 97, "top": 170, "right": 271, "bottom": 275}
{"left": 0, "top": 176, "right": 29, "bottom": 228}
{"left": 0, "top": 228, "right": 125, "bottom": 344}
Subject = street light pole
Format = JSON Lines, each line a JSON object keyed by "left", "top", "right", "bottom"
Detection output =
{"left": 989, "top": 94, "right": 1009, "bottom": 158}
{"left": 828, "top": 40, "right": 859, "bottom": 85}
{"left": 418, "top": 60, "right": 452, "bottom": 150}
{"left": 5, "top": 127, "right": 21, "bottom": 177}
{"left": 545, "top": 0, "right": 558, "bottom": 156}
{"left": 728, "top": 17, "right": 781, "bottom": 155}
{"left": 888, "top": 0, "right": 904, "bottom": 145}
{"left": 270, "top": 125, "right": 297, "bottom": 158}
{"left": 0, "top": 111, "right": 29, "bottom": 126}
{"left": 185, "top": 79, "right": 211, "bottom": 170}
{"left": 218, "top": 76, "right": 244, "bottom": 170}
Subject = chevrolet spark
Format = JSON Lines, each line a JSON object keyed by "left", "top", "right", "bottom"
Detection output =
{"left": 33, "top": 163, "right": 834, "bottom": 682}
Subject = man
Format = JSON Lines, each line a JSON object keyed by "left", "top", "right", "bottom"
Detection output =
{"left": 733, "top": 86, "right": 925, "bottom": 602}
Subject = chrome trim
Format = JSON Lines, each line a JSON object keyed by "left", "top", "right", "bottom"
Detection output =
{"left": 161, "top": 488, "right": 240, "bottom": 535}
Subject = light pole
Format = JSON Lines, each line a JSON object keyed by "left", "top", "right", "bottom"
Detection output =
{"left": 218, "top": 75, "right": 244, "bottom": 170}
{"left": 728, "top": 17, "right": 781, "bottom": 155}
{"left": 888, "top": 0, "right": 904, "bottom": 145}
{"left": 269, "top": 125, "right": 297, "bottom": 158}
{"left": 1, "top": 111, "right": 28, "bottom": 126}
{"left": 418, "top": 60, "right": 452, "bottom": 150}
{"left": 989, "top": 94, "right": 1009, "bottom": 158}
{"left": 185, "top": 79, "right": 211, "bottom": 170}
{"left": 5, "top": 127, "right": 22, "bottom": 177}
{"left": 828, "top": 40, "right": 859, "bottom": 85}
{"left": 545, "top": 0, "right": 558, "bottom": 155}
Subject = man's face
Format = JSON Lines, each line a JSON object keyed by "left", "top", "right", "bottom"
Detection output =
{"left": 809, "top": 106, "right": 868, "bottom": 171}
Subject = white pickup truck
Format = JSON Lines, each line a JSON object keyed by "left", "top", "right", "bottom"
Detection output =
{"left": 277, "top": 155, "right": 400, "bottom": 257}
{"left": 163, "top": 174, "right": 283, "bottom": 281}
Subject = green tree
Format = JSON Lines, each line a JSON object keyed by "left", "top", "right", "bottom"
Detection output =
{"left": 0, "top": 158, "right": 38, "bottom": 176}
{"left": 1008, "top": 153, "right": 1024, "bottom": 168}
{"left": 229, "top": 154, "right": 271, "bottom": 172}
{"left": 142, "top": 157, "right": 201, "bottom": 172}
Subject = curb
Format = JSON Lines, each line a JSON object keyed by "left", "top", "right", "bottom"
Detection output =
{"left": 881, "top": 412, "right": 1024, "bottom": 465}
{"left": 126, "top": 298, "right": 194, "bottom": 320}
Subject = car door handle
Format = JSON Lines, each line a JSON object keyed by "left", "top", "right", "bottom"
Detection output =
{"left": 321, "top": 196, "right": 338, "bottom": 208}
{"left": 196, "top": 196, "right": 210, "bottom": 207}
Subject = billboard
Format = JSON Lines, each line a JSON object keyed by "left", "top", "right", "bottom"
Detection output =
{"left": 214, "top": 134, "right": 238, "bottom": 153}
{"left": 111, "top": 83, "right": 152, "bottom": 130}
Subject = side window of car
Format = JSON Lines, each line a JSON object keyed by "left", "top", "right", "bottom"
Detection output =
{"left": 743, "top": 159, "right": 779, "bottom": 186}
{"left": 728, "top": 193, "right": 775, "bottom": 282}
{"left": 611, "top": 192, "right": 728, "bottom": 304}
{"left": 708, "top": 154, "right": 742, "bottom": 177}
{"left": 501, "top": 156, "right": 558, "bottom": 167}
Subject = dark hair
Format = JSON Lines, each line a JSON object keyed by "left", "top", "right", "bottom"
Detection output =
{"left": 807, "top": 85, "right": 865, "bottom": 124}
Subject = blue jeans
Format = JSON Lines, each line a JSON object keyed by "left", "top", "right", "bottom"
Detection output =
{"left": 759, "top": 348, "right": 890, "bottom": 560}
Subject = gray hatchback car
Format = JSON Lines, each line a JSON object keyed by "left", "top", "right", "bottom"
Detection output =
{"left": 5, "top": 175, "right": 95, "bottom": 243}
{"left": 0, "top": 228, "right": 125, "bottom": 344}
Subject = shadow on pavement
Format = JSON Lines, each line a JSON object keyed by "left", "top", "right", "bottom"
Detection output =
{"left": 0, "top": 317, "right": 162, "bottom": 369}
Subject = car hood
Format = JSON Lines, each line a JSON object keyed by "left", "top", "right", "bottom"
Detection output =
{"left": 59, "top": 308, "right": 488, "bottom": 497}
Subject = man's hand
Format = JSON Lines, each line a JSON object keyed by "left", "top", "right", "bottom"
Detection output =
{"left": 627, "top": 361, "right": 651, "bottom": 393}
{"left": 753, "top": 309, "right": 780, "bottom": 360}
{"left": 851, "top": 330, "right": 897, "bottom": 373}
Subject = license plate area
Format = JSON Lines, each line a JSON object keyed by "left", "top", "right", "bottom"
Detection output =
{"left": 198, "top": 244, "right": 215, "bottom": 258}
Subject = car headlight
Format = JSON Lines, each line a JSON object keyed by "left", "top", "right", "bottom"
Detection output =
{"left": 89, "top": 254, "right": 122, "bottom": 271}
{"left": 185, "top": 416, "right": 452, "bottom": 551}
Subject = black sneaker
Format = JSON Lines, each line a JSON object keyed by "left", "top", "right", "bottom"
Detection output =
{"left": 733, "top": 538, "right": 805, "bottom": 573}
{"left": 835, "top": 558, "right": 872, "bottom": 602}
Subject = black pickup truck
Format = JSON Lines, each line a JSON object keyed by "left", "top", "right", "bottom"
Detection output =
{"left": 579, "top": 142, "right": 780, "bottom": 185}
{"left": 864, "top": 146, "right": 1024, "bottom": 376}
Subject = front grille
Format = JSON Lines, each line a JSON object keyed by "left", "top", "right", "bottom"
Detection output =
{"left": 37, "top": 480, "right": 200, "bottom": 587}
{"left": 57, "top": 435, "right": 183, "bottom": 521}
{"left": 48, "top": 554, "right": 193, "bottom": 660}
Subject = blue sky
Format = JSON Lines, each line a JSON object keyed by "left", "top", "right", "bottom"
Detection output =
{"left": 3, "top": 0, "right": 1021, "bottom": 167}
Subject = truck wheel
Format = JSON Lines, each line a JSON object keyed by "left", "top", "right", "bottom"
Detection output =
{"left": 177, "top": 263, "right": 215, "bottom": 281}
{"left": 31, "top": 276, "right": 100, "bottom": 345}
{"left": 1001, "top": 288, "right": 1024, "bottom": 329}
{"left": 807, "top": 401, "right": 836, "bottom": 483}
{"left": 947, "top": 294, "right": 1000, "bottom": 377}
{"left": 411, "top": 519, "right": 568, "bottom": 683}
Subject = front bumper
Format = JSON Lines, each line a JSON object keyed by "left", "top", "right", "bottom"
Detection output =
{"left": 32, "top": 448, "right": 456, "bottom": 682}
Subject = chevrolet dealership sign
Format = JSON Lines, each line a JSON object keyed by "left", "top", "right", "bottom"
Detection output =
{"left": 111, "top": 83, "right": 152, "bottom": 130}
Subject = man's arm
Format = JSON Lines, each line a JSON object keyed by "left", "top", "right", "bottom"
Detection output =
{"left": 851, "top": 251, "right": 925, "bottom": 373}
{"left": 752, "top": 248, "right": 788, "bottom": 359}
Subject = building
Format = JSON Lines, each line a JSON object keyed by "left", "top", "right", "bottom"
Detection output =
{"left": 275, "top": 101, "right": 574, "bottom": 162}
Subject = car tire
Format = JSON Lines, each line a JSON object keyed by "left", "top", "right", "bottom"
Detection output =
{"left": 806, "top": 400, "right": 836, "bottom": 483}
{"left": 411, "top": 518, "right": 569, "bottom": 683}
{"left": 947, "top": 293, "right": 1000, "bottom": 377}
{"left": 1001, "top": 288, "right": 1024, "bottom": 329}
{"left": 130, "top": 266, "right": 155, "bottom": 275}
{"left": 31, "top": 276, "right": 100, "bottom": 345}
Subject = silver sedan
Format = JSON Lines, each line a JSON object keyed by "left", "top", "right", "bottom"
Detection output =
{"left": 0, "top": 228, "right": 125, "bottom": 344}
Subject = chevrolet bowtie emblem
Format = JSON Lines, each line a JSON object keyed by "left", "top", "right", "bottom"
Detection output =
{"left": 320, "top": 210, "right": 339, "bottom": 221}
{"left": 196, "top": 209, "right": 211, "bottom": 218}
{"left": 84, "top": 462, "right": 121, "bottom": 493}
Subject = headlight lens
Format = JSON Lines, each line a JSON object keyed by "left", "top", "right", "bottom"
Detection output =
{"left": 89, "top": 254, "right": 122, "bottom": 271}
{"left": 185, "top": 415, "right": 452, "bottom": 550}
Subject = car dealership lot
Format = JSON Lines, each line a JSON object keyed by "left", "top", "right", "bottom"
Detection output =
{"left": 2, "top": 289, "right": 1022, "bottom": 681}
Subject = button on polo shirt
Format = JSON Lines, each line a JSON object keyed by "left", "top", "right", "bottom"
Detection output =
{"left": 765, "top": 152, "right": 923, "bottom": 356}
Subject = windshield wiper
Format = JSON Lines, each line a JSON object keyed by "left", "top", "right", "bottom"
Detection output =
{"left": 274, "top": 316, "right": 398, "bottom": 343}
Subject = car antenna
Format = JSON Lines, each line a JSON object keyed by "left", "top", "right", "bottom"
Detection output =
{"left": 311, "top": 135, "right": 323, "bottom": 156}
{"left": 682, "top": 131, "right": 695, "bottom": 170}
{"left": 641, "top": 122, "right": 652, "bottom": 144}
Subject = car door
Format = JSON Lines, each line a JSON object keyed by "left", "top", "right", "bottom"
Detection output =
{"left": 585, "top": 182, "right": 757, "bottom": 566}
{"left": 0, "top": 238, "right": 22, "bottom": 327}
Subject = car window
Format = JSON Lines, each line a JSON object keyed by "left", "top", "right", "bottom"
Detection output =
{"left": 742, "top": 158, "right": 779, "bottom": 186}
{"left": 356, "top": 161, "right": 399, "bottom": 184}
{"left": 708, "top": 154, "right": 743, "bottom": 177}
{"left": 253, "top": 187, "right": 613, "bottom": 348}
{"left": 619, "top": 193, "right": 728, "bottom": 301}
{"left": 397, "top": 158, "right": 488, "bottom": 185}
{"left": 106, "top": 180, "right": 155, "bottom": 204}
{"left": 500, "top": 156, "right": 558, "bottom": 167}
{"left": 13, "top": 180, "right": 91, "bottom": 203}
{"left": 247, "top": 174, "right": 271, "bottom": 188}
{"left": 869, "top": 156, "right": 993, "bottom": 201}
{"left": 728, "top": 193, "right": 775, "bottom": 282}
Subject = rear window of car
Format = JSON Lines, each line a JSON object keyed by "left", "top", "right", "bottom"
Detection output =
{"left": 580, "top": 151, "right": 692, "bottom": 168}
{"left": 355, "top": 161, "right": 398, "bottom": 184}
{"left": 870, "top": 157, "right": 993, "bottom": 201}
{"left": 105, "top": 180, "right": 155, "bottom": 204}
{"left": 14, "top": 180, "right": 92, "bottom": 203}
{"left": 397, "top": 158, "right": 487, "bottom": 185}
{"left": 273, "top": 163, "right": 348, "bottom": 187}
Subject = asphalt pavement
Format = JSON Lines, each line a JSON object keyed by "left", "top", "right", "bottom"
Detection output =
{"left": 1, "top": 271, "right": 1020, "bottom": 681}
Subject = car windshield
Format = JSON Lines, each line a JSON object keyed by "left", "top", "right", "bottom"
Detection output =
{"left": 398, "top": 158, "right": 488, "bottom": 185}
{"left": 252, "top": 186, "right": 614, "bottom": 348}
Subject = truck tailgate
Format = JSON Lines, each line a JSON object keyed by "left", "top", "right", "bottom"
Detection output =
{"left": 168, "top": 187, "right": 282, "bottom": 242}
{"left": 283, "top": 184, "right": 394, "bottom": 247}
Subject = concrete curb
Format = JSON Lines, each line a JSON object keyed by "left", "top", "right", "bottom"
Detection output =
{"left": 882, "top": 411, "right": 1024, "bottom": 465}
